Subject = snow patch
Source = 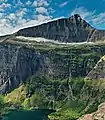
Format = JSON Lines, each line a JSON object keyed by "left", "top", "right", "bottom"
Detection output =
{"left": 16, "top": 36, "right": 94, "bottom": 45}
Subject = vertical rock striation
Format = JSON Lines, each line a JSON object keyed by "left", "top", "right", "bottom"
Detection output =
{"left": 0, "top": 44, "right": 44, "bottom": 93}
{"left": 15, "top": 14, "right": 105, "bottom": 43}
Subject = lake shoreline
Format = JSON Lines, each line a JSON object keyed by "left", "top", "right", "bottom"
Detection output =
{"left": 1, "top": 109, "right": 56, "bottom": 120}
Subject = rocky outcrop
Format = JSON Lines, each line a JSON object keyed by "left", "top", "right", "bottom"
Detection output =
{"left": 78, "top": 102, "right": 105, "bottom": 120}
{"left": 89, "top": 30, "right": 105, "bottom": 42}
{"left": 77, "top": 55, "right": 105, "bottom": 120}
{"left": 15, "top": 14, "right": 105, "bottom": 43}
{"left": 85, "top": 55, "right": 105, "bottom": 80}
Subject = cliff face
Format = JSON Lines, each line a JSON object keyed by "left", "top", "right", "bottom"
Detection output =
{"left": 0, "top": 44, "right": 44, "bottom": 93}
{"left": 2, "top": 34, "right": 105, "bottom": 94}
{"left": 15, "top": 14, "right": 105, "bottom": 43}
{"left": 1, "top": 41, "right": 105, "bottom": 94}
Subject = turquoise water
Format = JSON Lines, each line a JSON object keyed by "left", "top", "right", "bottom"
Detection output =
{"left": 2, "top": 109, "right": 54, "bottom": 120}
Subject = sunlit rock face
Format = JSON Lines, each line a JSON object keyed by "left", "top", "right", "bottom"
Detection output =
{"left": 78, "top": 102, "right": 105, "bottom": 120}
{"left": 15, "top": 14, "right": 105, "bottom": 43}
{"left": 85, "top": 55, "right": 105, "bottom": 88}
{"left": 85, "top": 55, "right": 105, "bottom": 81}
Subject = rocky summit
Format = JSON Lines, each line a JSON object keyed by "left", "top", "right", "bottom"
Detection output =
{"left": 15, "top": 14, "right": 105, "bottom": 43}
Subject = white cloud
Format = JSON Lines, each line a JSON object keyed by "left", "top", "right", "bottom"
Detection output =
{"left": 26, "top": 0, "right": 32, "bottom": 6}
{"left": 91, "top": 13, "right": 105, "bottom": 26}
{"left": 16, "top": 8, "right": 27, "bottom": 18}
{"left": 0, "top": 9, "right": 53, "bottom": 36}
{"left": 36, "top": 14, "right": 52, "bottom": 21}
{"left": 0, "top": 3, "right": 11, "bottom": 12}
{"left": 36, "top": 7, "right": 48, "bottom": 14}
{"left": 6, "top": 8, "right": 28, "bottom": 26}
{"left": 32, "top": 1, "right": 37, "bottom": 7}
{"left": 71, "top": 7, "right": 95, "bottom": 20}
{"left": 59, "top": 1, "right": 68, "bottom": 7}
{"left": 33, "top": 0, "right": 49, "bottom": 7}
{"left": 0, "top": 18, "right": 13, "bottom": 35}
{"left": 8, "top": 13, "right": 17, "bottom": 21}
{"left": 12, "top": 0, "right": 24, "bottom": 8}
{"left": 0, "top": 0, "right": 7, "bottom": 2}
{"left": 17, "top": 0, "right": 23, "bottom": 6}
{"left": 0, "top": 0, "right": 54, "bottom": 36}
{"left": 0, "top": 12, "right": 3, "bottom": 18}
{"left": 71, "top": 7, "right": 105, "bottom": 28}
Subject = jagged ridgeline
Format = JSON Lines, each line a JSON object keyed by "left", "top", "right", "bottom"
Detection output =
{"left": 1, "top": 14, "right": 105, "bottom": 120}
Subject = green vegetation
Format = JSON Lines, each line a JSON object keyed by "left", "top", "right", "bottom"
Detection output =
{"left": 0, "top": 95, "right": 9, "bottom": 116}
{"left": 22, "top": 98, "right": 31, "bottom": 110}
{"left": 49, "top": 109, "right": 81, "bottom": 120}
{"left": 0, "top": 76, "right": 83, "bottom": 119}
{"left": 49, "top": 99, "right": 86, "bottom": 120}
{"left": 85, "top": 79, "right": 105, "bottom": 90}
{"left": 5, "top": 86, "right": 26, "bottom": 105}
{"left": 0, "top": 76, "right": 87, "bottom": 119}
{"left": 1, "top": 42, "right": 105, "bottom": 119}
{"left": 0, "top": 95, "right": 5, "bottom": 112}
{"left": 1, "top": 75, "right": 105, "bottom": 120}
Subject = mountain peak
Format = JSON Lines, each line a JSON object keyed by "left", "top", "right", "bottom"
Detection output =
{"left": 70, "top": 14, "right": 82, "bottom": 21}
{"left": 72, "top": 14, "right": 82, "bottom": 18}
{"left": 15, "top": 14, "right": 105, "bottom": 43}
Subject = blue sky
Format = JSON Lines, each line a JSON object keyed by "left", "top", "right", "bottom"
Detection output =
{"left": 0, "top": 0, "right": 105, "bottom": 35}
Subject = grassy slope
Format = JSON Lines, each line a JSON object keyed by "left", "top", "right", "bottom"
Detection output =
{"left": 4, "top": 76, "right": 105, "bottom": 120}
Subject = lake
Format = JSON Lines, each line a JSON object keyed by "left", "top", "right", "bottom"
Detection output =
{"left": 2, "top": 109, "right": 55, "bottom": 120}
